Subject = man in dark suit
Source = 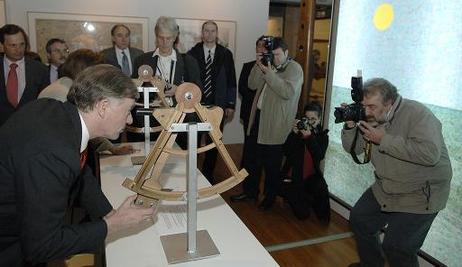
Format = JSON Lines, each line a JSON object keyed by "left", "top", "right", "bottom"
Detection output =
{"left": 0, "top": 24, "right": 49, "bottom": 126}
{"left": 187, "top": 20, "right": 237, "bottom": 184}
{"left": 237, "top": 36, "right": 266, "bottom": 172}
{"left": 45, "top": 38, "right": 69, "bottom": 83}
{"left": 0, "top": 65, "right": 157, "bottom": 266}
{"left": 101, "top": 24, "right": 144, "bottom": 77}
{"left": 129, "top": 16, "right": 202, "bottom": 142}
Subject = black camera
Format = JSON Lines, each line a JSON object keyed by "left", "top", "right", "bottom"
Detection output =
{"left": 297, "top": 117, "right": 310, "bottom": 131}
{"left": 260, "top": 36, "right": 274, "bottom": 66}
{"left": 334, "top": 73, "right": 366, "bottom": 123}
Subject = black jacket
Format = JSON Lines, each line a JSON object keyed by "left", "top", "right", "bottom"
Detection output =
{"left": 281, "top": 125, "right": 330, "bottom": 222}
{"left": 188, "top": 43, "right": 236, "bottom": 109}
{"left": 0, "top": 99, "right": 112, "bottom": 266}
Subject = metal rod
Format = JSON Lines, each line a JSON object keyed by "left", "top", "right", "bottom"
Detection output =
{"left": 143, "top": 87, "right": 150, "bottom": 156}
{"left": 186, "top": 123, "right": 198, "bottom": 254}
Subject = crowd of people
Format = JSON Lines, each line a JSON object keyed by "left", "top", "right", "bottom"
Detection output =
{"left": 0, "top": 15, "right": 452, "bottom": 267}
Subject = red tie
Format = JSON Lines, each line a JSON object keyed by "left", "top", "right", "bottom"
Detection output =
{"left": 6, "top": 63, "right": 19, "bottom": 107}
{"left": 80, "top": 148, "right": 88, "bottom": 170}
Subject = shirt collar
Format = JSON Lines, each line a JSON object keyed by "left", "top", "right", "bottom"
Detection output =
{"left": 78, "top": 112, "right": 90, "bottom": 153}
{"left": 4, "top": 56, "right": 25, "bottom": 68}
{"left": 203, "top": 44, "right": 216, "bottom": 57}
{"left": 153, "top": 48, "right": 177, "bottom": 61}
{"left": 115, "top": 46, "right": 128, "bottom": 55}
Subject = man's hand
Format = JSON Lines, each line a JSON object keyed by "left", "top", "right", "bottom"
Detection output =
{"left": 109, "top": 144, "right": 138, "bottom": 155}
{"left": 256, "top": 59, "right": 273, "bottom": 75}
{"left": 225, "top": 108, "right": 235, "bottom": 122}
{"left": 358, "top": 120, "right": 385, "bottom": 144}
{"left": 164, "top": 84, "right": 178, "bottom": 96}
{"left": 104, "top": 195, "right": 157, "bottom": 237}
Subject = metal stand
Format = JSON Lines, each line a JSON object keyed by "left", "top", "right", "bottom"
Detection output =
{"left": 130, "top": 84, "right": 159, "bottom": 165}
{"left": 160, "top": 122, "right": 220, "bottom": 264}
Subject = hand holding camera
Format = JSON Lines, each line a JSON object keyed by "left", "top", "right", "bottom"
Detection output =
{"left": 292, "top": 117, "right": 314, "bottom": 138}
{"left": 256, "top": 36, "right": 275, "bottom": 73}
{"left": 358, "top": 121, "right": 385, "bottom": 144}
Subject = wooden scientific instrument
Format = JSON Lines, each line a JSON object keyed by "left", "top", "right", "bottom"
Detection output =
{"left": 122, "top": 82, "right": 248, "bottom": 264}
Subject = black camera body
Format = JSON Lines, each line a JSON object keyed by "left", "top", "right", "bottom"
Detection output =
{"left": 297, "top": 117, "right": 309, "bottom": 131}
{"left": 260, "top": 36, "right": 274, "bottom": 66}
{"left": 296, "top": 117, "right": 318, "bottom": 134}
{"left": 334, "top": 74, "right": 366, "bottom": 123}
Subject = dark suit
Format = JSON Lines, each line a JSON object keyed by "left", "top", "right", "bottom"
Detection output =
{"left": 238, "top": 60, "right": 256, "bottom": 134}
{"left": 188, "top": 43, "right": 236, "bottom": 109}
{"left": 188, "top": 43, "right": 237, "bottom": 183}
{"left": 127, "top": 49, "right": 202, "bottom": 142}
{"left": 238, "top": 60, "right": 257, "bottom": 170}
{"left": 0, "top": 56, "right": 49, "bottom": 126}
{"left": 0, "top": 99, "right": 112, "bottom": 266}
{"left": 100, "top": 46, "right": 144, "bottom": 77}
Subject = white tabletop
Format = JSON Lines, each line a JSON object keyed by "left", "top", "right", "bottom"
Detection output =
{"left": 100, "top": 144, "right": 278, "bottom": 267}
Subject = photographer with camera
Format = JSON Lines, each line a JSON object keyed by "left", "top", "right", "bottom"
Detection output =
{"left": 341, "top": 78, "right": 452, "bottom": 267}
{"left": 280, "top": 102, "right": 330, "bottom": 222}
{"left": 230, "top": 37, "right": 303, "bottom": 210}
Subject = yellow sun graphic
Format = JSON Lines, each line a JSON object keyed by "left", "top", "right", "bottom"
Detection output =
{"left": 373, "top": 3, "right": 394, "bottom": 31}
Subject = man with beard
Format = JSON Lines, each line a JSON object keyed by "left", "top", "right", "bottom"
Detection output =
{"left": 342, "top": 78, "right": 452, "bottom": 267}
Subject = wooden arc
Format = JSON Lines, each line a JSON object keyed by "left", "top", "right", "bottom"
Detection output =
{"left": 122, "top": 83, "right": 248, "bottom": 204}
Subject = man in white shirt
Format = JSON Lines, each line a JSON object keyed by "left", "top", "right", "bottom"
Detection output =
{"left": 0, "top": 24, "right": 49, "bottom": 126}
{"left": 128, "top": 16, "right": 202, "bottom": 142}
{"left": 45, "top": 38, "right": 69, "bottom": 83}
{"left": 101, "top": 24, "right": 144, "bottom": 77}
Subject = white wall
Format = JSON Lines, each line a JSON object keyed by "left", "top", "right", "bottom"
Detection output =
{"left": 5, "top": 0, "right": 270, "bottom": 144}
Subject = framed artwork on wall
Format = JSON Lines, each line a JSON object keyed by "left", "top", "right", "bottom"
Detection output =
{"left": 27, "top": 12, "right": 149, "bottom": 62}
{"left": 175, "top": 18, "right": 236, "bottom": 54}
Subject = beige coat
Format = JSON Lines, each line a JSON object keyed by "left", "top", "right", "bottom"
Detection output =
{"left": 342, "top": 96, "right": 452, "bottom": 214}
{"left": 248, "top": 60, "right": 303, "bottom": 145}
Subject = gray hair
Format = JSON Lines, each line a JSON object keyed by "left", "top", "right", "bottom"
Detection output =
{"left": 155, "top": 16, "right": 179, "bottom": 38}
{"left": 67, "top": 64, "right": 139, "bottom": 112}
{"left": 363, "top": 78, "right": 398, "bottom": 104}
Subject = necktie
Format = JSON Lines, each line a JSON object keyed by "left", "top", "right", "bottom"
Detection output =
{"left": 80, "top": 148, "right": 88, "bottom": 170}
{"left": 121, "top": 51, "right": 130, "bottom": 76}
{"left": 6, "top": 63, "right": 18, "bottom": 107}
{"left": 203, "top": 50, "right": 213, "bottom": 98}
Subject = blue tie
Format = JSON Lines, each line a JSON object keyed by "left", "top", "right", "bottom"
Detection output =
{"left": 121, "top": 51, "right": 130, "bottom": 76}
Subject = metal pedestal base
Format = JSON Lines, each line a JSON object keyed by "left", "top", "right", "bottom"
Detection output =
{"left": 160, "top": 230, "right": 220, "bottom": 264}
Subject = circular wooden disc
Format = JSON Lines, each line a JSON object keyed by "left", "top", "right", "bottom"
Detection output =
{"left": 175, "top": 83, "right": 202, "bottom": 109}
{"left": 137, "top": 65, "right": 154, "bottom": 82}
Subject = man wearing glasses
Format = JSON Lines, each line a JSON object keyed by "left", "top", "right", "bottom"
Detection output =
{"left": 45, "top": 38, "right": 69, "bottom": 83}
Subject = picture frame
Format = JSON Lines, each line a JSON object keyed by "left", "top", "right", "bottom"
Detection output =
{"left": 27, "top": 12, "right": 149, "bottom": 62}
{"left": 175, "top": 18, "right": 236, "bottom": 54}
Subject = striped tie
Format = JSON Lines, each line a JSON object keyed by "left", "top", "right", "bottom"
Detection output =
{"left": 203, "top": 50, "right": 213, "bottom": 98}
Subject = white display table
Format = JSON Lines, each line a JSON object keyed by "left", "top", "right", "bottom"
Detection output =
{"left": 100, "top": 143, "right": 278, "bottom": 267}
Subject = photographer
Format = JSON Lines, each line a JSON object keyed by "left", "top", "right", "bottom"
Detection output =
{"left": 231, "top": 37, "right": 303, "bottom": 210}
{"left": 341, "top": 78, "right": 452, "bottom": 267}
{"left": 280, "top": 102, "right": 330, "bottom": 222}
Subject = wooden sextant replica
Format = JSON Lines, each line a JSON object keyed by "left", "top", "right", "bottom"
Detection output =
{"left": 122, "top": 82, "right": 248, "bottom": 264}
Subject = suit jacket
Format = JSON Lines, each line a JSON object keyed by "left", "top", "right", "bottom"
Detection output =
{"left": 0, "top": 56, "right": 49, "bottom": 126}
{"left": 188, "top": 43, "right": 236, "bottom": 109}
{"left": 0, "top": 99, "right": 113, "bottom": 266}
{"left": 101, "top": 46, "right": 144, "bottom": 77}
{"left": 238, "top": 60, "right": 257, "bottom": 129}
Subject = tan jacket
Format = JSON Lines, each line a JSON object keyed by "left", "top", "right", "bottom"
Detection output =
{"left": 248, "top": 59, "right": 303, "bottom": 145}
{"left": 342, "top": 96, "right": 452, "bottom": 214}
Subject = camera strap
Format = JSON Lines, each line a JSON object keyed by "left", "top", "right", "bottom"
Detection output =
{"left": 349, "top": 127, "right": 371, "bottom": 164}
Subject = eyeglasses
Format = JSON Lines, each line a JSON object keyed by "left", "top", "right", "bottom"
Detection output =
{"left": 51, "top": 49, "right": 70, "bottom": 54}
